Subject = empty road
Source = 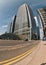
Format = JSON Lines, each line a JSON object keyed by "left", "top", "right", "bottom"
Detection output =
{"left": 12, "top": 41, "right": 46, "bottom": 65}
{"left": 0, "top": 40, "right": 39, "bottom": 65}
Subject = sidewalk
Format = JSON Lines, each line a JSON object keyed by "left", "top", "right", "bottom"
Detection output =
{"left": 28, "top": 41, "right": 46, "bottom": 65}
{"left": 14, "top": 41, "right": 46, "bottom": 65}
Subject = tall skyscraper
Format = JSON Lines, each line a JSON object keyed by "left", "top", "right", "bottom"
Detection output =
{"left": 8, "top": 15, "right": 16, "bottom": 33}
{"left": 14, "top": 3, "right": 38, "bottom": 40}
{"left": 38, "top": 8, "right": 46, "bottom": 37}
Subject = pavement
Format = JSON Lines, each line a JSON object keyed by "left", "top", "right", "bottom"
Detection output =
{"left": 13, "top": 41, "right": 46, "bottom": 65}
{"left": 28, "top": 41, "right": 46, "bottom": 65}
{"left": 0, "top": 40, "right": 39, "bottom": 65}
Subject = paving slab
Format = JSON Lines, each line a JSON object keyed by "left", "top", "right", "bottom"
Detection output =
{"left": 14, "top": 41, "right": 46, "bottom": 65}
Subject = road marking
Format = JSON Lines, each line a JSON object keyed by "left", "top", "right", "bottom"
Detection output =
{"left": 0, "top": 44, "right": 38, "bottom": 65}
{"left": 0, "top": 43, "right": 34, "bottom": 51}
{"left": 0, "top": 41, "right": 39, "bottom": 51}
{"left": 0, "top": 45, "right": 29, "bottom": 51}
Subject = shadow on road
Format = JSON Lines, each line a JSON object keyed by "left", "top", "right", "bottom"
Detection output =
{"left": 41, "top": 63, "right": 46, "bottom": 65}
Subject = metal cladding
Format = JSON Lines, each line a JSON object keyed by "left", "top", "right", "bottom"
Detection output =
{"left": 14, "top": 4, "right": 37, "bottom": 40}
{"left": 8, "top": 15, "right": 16, "bottom": 33}
{"left": 38, "top": 8, "right": 46, "bottom": 37}
{"left": 12, "top": 15, "right": 16, "bottom": 33}
{"left": 7, "top": 3, "right": 46, "bottom": 40}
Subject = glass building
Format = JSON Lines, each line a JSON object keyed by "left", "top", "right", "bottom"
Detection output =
{"left": 14, "top": 4, "right": 38, "bottom": 40}
{"left": 38, "top": 8, "right": 46, "bottom": 37}
{"left": 8, "top": 15, "right": 16, "bottom": 33}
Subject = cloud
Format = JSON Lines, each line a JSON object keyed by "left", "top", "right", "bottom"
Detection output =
{"left": 0, "top": 0, "right": 19, "bottom": 6}
{"left": 0, "top": 0, "right": 14, "bottom": 4}
{"left": 1, "top": 25, "right": 8, "bottom": 28}
{"left": 0, "top": 25, "right": 8, "bottom": 35}
{"left": 0, "top": 25, "right": 8, "bottom": 29}
{"left": 0, "top": 25, "right": 7, "bottom": 31}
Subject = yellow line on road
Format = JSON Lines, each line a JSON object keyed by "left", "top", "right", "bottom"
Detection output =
{"left": 0, "top": 44, "right": 38, "bottom": 65}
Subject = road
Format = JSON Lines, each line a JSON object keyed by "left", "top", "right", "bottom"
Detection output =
{"left": 12, "top": 41, "right": 46, "bottom": 65}
{"left": 28, "top": 41, "right": 46, "bottom": 65}
{"left": 0, "top": 40, "right": 39, "bottom": 65}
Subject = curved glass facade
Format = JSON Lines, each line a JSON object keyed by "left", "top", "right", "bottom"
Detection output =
{"left": 14, "top": 4, "right": 37, "bottom": 40}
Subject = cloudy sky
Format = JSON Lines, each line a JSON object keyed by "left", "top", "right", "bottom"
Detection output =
{"left": 0, "top": 0, "right": 46, "bottom": 35}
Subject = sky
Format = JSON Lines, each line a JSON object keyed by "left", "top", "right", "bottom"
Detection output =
{"left": 0, "top": 0, "right": 46, "bottom": 35}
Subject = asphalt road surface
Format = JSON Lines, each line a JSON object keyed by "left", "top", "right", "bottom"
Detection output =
{"left": 13, "top": 41, "right": 46, "bottom": 65}
{"left": 0, "top": 40, "right": 39, "bottom": 64}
